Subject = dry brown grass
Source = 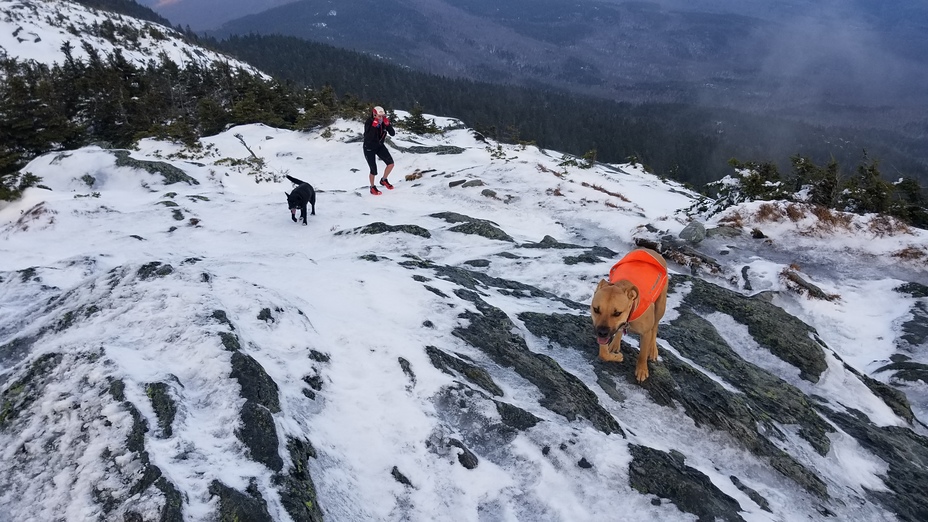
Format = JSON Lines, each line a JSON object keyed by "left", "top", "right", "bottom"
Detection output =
{"left": 756, "top": 203, "right": 785, "bottom": 222}
{"left": 546, "top": 187, "right": 565, "bottom": 197}
{"left": 537, "top": 163, "right": 566, "bottom": 179}
{"left": 752, "top": 202, "right": 863, "bottom": 236}
{"left": 581, "top": 181, "right": 631, "bottom": 202}
{"left": 808, "top": 206, "right": 852, "bottom": 232}
{"left": 718, "top": 211, "right": 744, "bottom": 228}
{"left": 892, "top": 246, "right": 927, "bottom": 262}
{"left": 405, "top": 170, "right": 423, "bottom": 181}
{"left": 785, "top": 204, "right": 805, "bottom": 222}
{"left": 867, "top": 215, "right": 911, "bottom": 237}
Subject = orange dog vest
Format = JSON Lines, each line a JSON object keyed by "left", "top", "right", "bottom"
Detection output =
{"left": 608, "top": 250, "right": 668, "bottom": 322}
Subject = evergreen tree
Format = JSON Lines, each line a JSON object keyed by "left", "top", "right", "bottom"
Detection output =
{"left": 401, "top": 103, "right": 439, "bottom": 135}
{"left": 789, "top": 155, "right": 840, "bottom": 207}
{"left": 839, "top": 155, "right": 894, "bottom": 214}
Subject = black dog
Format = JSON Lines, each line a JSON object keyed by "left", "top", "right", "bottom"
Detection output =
{"left": 285, "top": 175, "right": 315, "bottom": 225}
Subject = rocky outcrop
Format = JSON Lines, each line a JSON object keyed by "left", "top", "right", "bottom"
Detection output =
{"left": 338, "top": 222, "right": 432, "bottom": 238}
{"left": 518, "top": 309, "right": 830, "bottom": 499}
{"left": 629, "top": 445, "right": 744, "bottom": 522}
{"left": 209, "top": 479, "right": 273, "bottom": 522}
{"left": 451, "top": 288, "right": 623, "bottom": 436}
{"left": 675, "top": 275, "right": 828, "bottom": 382}
{"left": 113, "top": 150, "right": 199, "bottom": 185}
{"left": 430, "top": 212, "right": 514, "bottom": 242}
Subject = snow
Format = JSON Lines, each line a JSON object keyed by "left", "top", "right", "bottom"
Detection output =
{"left": 1, "top": 115, "right": 924, "bottom": 520}
{"left": 0, "top": 0, "right": 260, "bottom": 73}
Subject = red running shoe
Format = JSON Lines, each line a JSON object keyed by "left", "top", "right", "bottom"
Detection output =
{"left": 370, "top": 185, "right": 382, "bottom": 195}
{"left": 379, "top": 178, "right": 394, "bottom": 190}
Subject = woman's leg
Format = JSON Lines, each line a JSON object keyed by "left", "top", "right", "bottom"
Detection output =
{"left": 376, "top": 148, "right": 395, "bottom": 180}
{"left": 364, "top": 149, "right": 378, "bottom": 186}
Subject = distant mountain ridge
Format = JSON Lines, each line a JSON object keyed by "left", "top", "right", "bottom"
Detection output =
{"left": 208, "top": 0, "right": 928, "bottom": 131}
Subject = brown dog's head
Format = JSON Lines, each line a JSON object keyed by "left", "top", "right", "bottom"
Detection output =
{"left": 590, "top": 279, "right": 639, "bottom": 345}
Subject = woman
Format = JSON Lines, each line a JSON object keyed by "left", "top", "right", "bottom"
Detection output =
{"left": 362, "top": 106, "right": 396, "bottom": 195}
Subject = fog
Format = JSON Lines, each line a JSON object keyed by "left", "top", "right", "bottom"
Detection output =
{"left": 621, "top": 0, "right": 928, "bottom": 110}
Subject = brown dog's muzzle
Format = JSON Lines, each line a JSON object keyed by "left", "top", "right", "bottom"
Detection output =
{"left": 595, "top": 324, "right": 622, "bottom": 345}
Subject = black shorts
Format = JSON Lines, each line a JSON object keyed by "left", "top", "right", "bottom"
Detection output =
{"left": 364, "top": 146, "right": 394, "bottom": 174}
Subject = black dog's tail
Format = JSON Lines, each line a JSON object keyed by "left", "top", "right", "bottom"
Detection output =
{"left": 286, "top": 174, "right": 306, "bottom": 186}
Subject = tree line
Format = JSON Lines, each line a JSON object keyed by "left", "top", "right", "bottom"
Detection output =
{"left": 209, "top": 34, "right": 928, "bottom": 190}
{"left": 697, "top": 154, "right": 928, "bottom": 229}
{"left": 0, "top": 46, "right": 373, "bottom": 200}
{"left": 1, "top": 31, "right": 925, "bottom": 228}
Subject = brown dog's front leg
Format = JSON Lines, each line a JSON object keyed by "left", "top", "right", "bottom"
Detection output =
{"left": 598, "top": 332, "right": 624, "bottom": 362}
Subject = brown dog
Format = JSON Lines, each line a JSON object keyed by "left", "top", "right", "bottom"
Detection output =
{"left": 590, "top": 248, "right": 669, "bottom": 382}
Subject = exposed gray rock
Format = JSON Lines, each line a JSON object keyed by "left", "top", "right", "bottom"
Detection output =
{"left": 637, "top": 237, "right": 724, "bottom": 275}
{"left": 208, "top": 479, "right": 272, "bottom": 522}
{"left": 563, "top": 252, "right": 605, "bottom": 265}
{"left": 237, "top": 400, "right": 283, "bottom": 472}
{"left": 211, "top": 309, "right": 234, "bottom": 330}
{"left": 628, "top": 445, "right": 745, "bottom": 522}
{"left": 662, "top": 308, "right": 835, "bottom": 454}
{"left": 823, "top": 410, "right": 928, "bottom": 522}
{"left": 400, "top": 145, "right": 466, "bottom": 155}
{"left": 452, "top": 289, "right": 623, "bottom": 436}
{"left": 895, "top": 282, "right": 928, "bottom": 298}
{"left": 730, "top": 475, "right": 771, "bottom": 512}
{"left": 431, "top": 383, "right": 531, "bottom": 462}
{"left": 495, "top": 401, "right": 541, "bottom": 431}
{"left": 430, "top": 212, "right": 488, "bottom": 224}
{"left": 679, "top": 221, "right": 707, "bottom": 244}
{"left": 401, "top": 256, "right": 585, "bottom": 311}
{"left": 448, "top": 438, "right": 479, "bottom": 469}
{"left": 1, "top": 353, "right": 62, "bottom": 428}
{"left": 677, "top": 275, "right": 828, "bottom": 382}
{"left": 275, "top": 437, "right": 324, "bottom": 522}
{"left": 218, "top": 331, "right": 242, "bottom": 352}
{"left": 338, "top": 222, "right": 431, "bottom": 238}
{"left": 875, "top": 361, "right": 928, "bottom": 384}
{"left": 391, "top": 466, "right": 413, "bottom": 487}
{"left": 230, "top": 351, "right": 281, "bottom": 413}
{"left": 518, "top": 310, "right": 829, "bottom": 498}
{"left": 113, "top": 150, "right": 198, "bottom": 185}
{"left": 136, "top": 261, "right": 174, "bottom": 280}
{"left": 448, "top": 222, "right": 514, "bottom": 242}
{"left": 898, "top": 301, "right": 928, "bottom": 350}
{"left": 145, "top": 382, "right": 177, "bottom": 438}
{"left": 429, "top": 212, "right": 513, "bottom": 242}
{"left": 0, "top": 336, "right": 38, "bottom": 385}
{"left": 707, "top": 225, "right": 743, "bottom": 238}
{"left": 426, "top": 345, "right": 503, "bottom": 396}
{"left": 108, "top": 378, "right": 184, "bottom": 521}
{"left": 519, "top": 235, "right": 584, "bottom": 249}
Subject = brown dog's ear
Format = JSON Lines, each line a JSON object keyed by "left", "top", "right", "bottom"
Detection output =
{"left": 596, "top": 279, "right": 610, "bottom": 290}
{"left": 627, "top": 286, "right": 639, "bottom": 301}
